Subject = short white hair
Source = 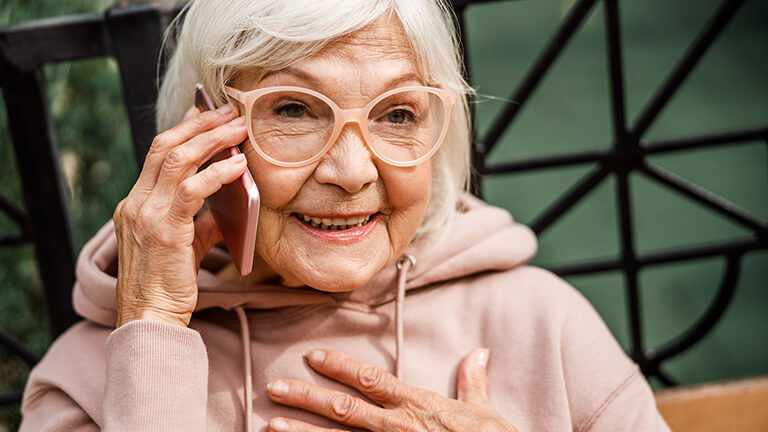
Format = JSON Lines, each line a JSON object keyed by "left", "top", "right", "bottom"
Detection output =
{"left": 157, "top": 0, "right": 473, "bottom": 238}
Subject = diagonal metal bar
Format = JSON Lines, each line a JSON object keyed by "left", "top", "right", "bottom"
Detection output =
{"left": 482, "top": 149, "right": 607, "bottom": 174}
{"left": 0, "top": 390, "right": 23, "bottom": 406}
{"left": 639, "top": 161, "right": 768, "bottom": 236}
{"left": 646, "top": 254, "right": 740, "bottom": 364}
{"left": 549, "top": 238, "right": 765, "bottom": 276}
{"left": 480, "top": 0, "right": 598, "bottom": 156}
{"left": 643, "top": 126, "right": 768, "bottom": 155}
{"left": 0, "top": 232, "right": 27, "bottom": 246}
{"left": 630, "top": 0, "right": 745, "bottom": 138}
{"left": 0, "top": 193, "right": 28, "bottom": 227}
{"left": 548, "top": 257, "right": 622, "bottom": 276}
{"left": 530, "top": 166, "right": 609, "bottom": 234}
{"left": 0, "top": 330, "right": 40, "bottom": 367}
{"left": 639, "top": 239, "right": 764, "bottom": 267}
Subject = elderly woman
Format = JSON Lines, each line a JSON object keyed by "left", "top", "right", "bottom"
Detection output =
{"left": 20, "top": 0, "right": 670, "bottom": 431}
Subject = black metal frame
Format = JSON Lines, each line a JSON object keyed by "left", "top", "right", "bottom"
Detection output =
{"left": 0, "top": 3, "right": 184, "bottom": 408}
{"left": 453, "top": 0, "right": 768, "bottom": 385}
{"left": 0, "top": 0, "right": 765, "bottom": 410}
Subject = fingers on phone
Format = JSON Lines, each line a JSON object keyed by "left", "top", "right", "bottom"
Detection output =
{"left": 136, "top": 105, "right": 241, "bottom": 192}
{"left": 183, "top": 105, "right": 200, "bottom": 121}
{"left": 152, "top": 120, "right": 248, "bottom": 199}
{"left": 168, "top": 153, "right": 247, "bottom": 223}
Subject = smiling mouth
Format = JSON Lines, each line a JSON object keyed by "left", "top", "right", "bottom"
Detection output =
{"left": 293, "top": 213, "right": 376, "bottom": 230}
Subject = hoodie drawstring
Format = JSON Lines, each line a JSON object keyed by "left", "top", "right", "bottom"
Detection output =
{"left": 232, "top": 255, "right": 414, "bottom": 431}
{"left": 395, "top": 254, "right": 415, "bottom": 381}
{"left": 234, "top": 305, "right": 253, "bottom": 432}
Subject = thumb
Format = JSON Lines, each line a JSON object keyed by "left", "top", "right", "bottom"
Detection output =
{"left": 193, "top": 209, "right": 223, "bottom": 267}
{"left": 456, "top": 347, "right": 490, "bottom": 404}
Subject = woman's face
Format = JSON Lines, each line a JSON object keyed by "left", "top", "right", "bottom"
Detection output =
{"left": 238, "top": 16, "right": 432, "bottom": 291}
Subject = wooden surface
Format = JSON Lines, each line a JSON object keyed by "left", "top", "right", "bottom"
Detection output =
{"left": 655, "top": 376, "right": 768, "bottom": 432}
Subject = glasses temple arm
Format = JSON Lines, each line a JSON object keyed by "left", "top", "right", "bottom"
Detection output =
{"left": 224, "top": 85, "right": 244, "bottom": 101}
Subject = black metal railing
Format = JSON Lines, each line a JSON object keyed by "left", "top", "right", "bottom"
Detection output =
{"left": 0, "top": 0, "right": 765, "bottom": 412}
{"left": 452, "top": 0, "right": 768, "bottom": 385}
{"left": 0, "top": 3, "right": 184, "bottom": 409}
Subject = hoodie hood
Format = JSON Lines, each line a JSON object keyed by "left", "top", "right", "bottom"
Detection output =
{"left": 73, "top": 193, "right": 537, "bottom": 328}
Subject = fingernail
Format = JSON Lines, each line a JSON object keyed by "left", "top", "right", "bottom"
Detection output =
{"left": 306, "top": 349, "right": 326, "bottom": 364}
{"left": 267, "top": 380, "right": 288, "bottom": 396}
{"left": 217, "top": 103, "right": 233, "bottom": 115}
{"left": 228, "top": 116, "right": 245, "bottom": 126}
{"left": 269, "top": 418, "right": 289, "bottom": 432}
{"left": 477, "top": 348, "right": 490, "bottom": 367}
{"left": 230, "top": 153, "right": 246, "bottom": 163}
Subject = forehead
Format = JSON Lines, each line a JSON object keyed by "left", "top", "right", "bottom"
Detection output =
{"left": 241, "top": 14, "right": 424, "bottom": 94}
{"left": 318, "top": 13, "right": 414, "bottom": 63}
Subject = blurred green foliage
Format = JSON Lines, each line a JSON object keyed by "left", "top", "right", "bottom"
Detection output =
{"left": 1, "top": 0, "right": 767, "bottom": 430}
{"left": 1, "top": 1, "right": 135, "bottom": 429}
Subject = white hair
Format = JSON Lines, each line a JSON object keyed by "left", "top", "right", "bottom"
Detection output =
{"left": 157, "top": 0, "right": 473, "bottom": 238}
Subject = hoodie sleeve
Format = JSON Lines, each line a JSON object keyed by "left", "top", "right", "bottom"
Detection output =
{"left": 19, "top": 388, "right": 100, "bottom": 431}
{"left": 552, "top": 274, "right": 671, "bottom": 432}
{"left": 578, "top": 369, "right": 671, "bottom": 432}
{"left": 101, "top": 319, "right": 209, "bottom": 431}
{"left": 20, "top": 319, "right": 209, "bottom": 431}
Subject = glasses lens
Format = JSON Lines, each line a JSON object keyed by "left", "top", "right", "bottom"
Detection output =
{"left": 250, "top": 90, "right": 334, "bottom": 164}
{"left": 367, "top": 89, "right": 445, "bottom": 164}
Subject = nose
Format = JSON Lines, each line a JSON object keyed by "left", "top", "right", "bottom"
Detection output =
{"left": 313, "top": 124, "right": 378, "bottom": 193}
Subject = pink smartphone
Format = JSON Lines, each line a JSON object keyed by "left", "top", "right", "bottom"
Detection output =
{"left": 195, "top": 83, "right": 259, "bottom": 276}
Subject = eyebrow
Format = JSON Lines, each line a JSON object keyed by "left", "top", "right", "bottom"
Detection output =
{"left": 259, "top": 67, "right": 425, "bottom": 93}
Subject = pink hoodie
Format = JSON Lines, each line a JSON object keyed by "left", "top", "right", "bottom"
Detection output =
{"left": 20, "top": 195, "right": 670, "bottom": 431}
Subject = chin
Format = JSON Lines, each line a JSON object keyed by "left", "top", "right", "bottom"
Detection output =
{"left": 299, "top": 258, "right": 385, "bottom": 292}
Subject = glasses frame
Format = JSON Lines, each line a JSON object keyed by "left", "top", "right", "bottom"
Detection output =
{"left": 224, "top": 85, "right": 456, "bottom": 168}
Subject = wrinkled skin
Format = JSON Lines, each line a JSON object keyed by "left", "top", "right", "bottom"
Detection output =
{"left": 266, "top": 349, "right": 518, "bottom": 432}
{"left": 114, "top": 16, "right": 431, "bottom": 326}
{"left": 112, "top": 13, "right": 519, "bottom": 432}
{"left": 233, "top": 14, "right": 431, "bottom": 292}
{"left": 113, "top": 105, "right": 248, "bottom": 327}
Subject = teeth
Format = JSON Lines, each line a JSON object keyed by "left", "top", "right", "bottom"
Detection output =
{"left": 297, "top": 213, "right": 372, "bottom": 230}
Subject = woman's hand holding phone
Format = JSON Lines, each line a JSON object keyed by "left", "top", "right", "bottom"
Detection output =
{"left": 112, "top": 103, "right": 247, "bottom": 328}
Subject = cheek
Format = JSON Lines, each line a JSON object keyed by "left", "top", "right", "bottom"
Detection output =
{"left": 245, "top": 152, "right": 307, "bottom": 208}
{"left": 387, "top": 162, "right": 431, "bottom": 206}
{"left": 243, "top": 146, "right": 310, "bottom": 241}
{"left": 382, "top": 161, "right": 431, "bottom": 249}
